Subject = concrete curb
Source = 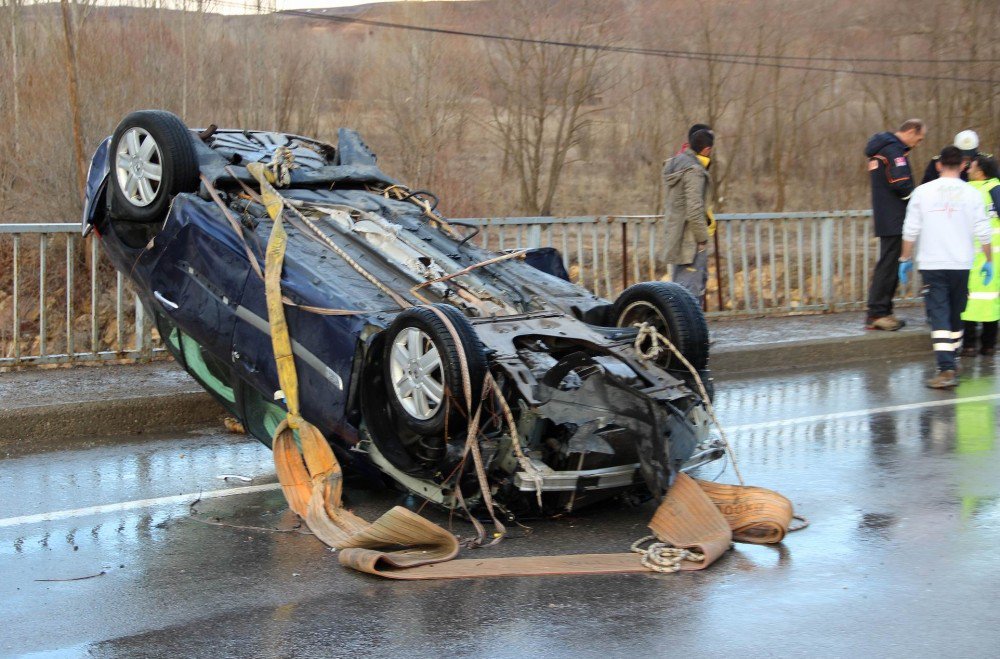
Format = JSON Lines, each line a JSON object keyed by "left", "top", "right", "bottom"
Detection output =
{"left": 711, "top": 326, "right": 927, "bottom": 374}
{"left": 1, "top": 326, "right": 929, "bottom": 444}
{"left": 0, "top": 392, "right": 224, "bottom": 448}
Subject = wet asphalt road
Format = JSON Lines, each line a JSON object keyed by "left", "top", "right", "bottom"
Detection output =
{"left": 2, "top": 356, "right": 999, "bottom": 658}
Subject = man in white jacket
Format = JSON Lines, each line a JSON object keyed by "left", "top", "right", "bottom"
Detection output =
{"left": 899, "top": 145, "right": 994, "bottom": 388}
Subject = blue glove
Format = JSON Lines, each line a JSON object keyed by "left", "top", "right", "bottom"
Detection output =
{"left": 898, "top": 260, "right": 913, "bottom": 285}
{"left": 982, "top": 261, "right": 994, "bottom": 286}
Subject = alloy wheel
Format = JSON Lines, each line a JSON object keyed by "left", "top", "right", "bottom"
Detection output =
{"left": 389, "top": 328, "right": 446, "bottom": 420}
{"left": 115, "top": 127, "right": 163, "bottom": 207}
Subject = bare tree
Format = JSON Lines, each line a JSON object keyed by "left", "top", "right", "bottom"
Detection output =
{"left": 5, "top": 0, "right": 21, "bottom": 157}
{"left": 370, "top": 20, "right": 473, "bottom": 190}
{"left": 488, "top": 0, "right": 617, "bottom": 216}
{"left": 661, "top": 0, "right": 767, "bottom": 212}
{"left": 59, "top": 0, "right": 87, "bottom": 196}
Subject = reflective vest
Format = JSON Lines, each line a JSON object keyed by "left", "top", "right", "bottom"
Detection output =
{"left": 962, "top": 178, "right": 1000, "bottom": 323}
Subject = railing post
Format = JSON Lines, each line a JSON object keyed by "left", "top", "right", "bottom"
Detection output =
{"left": 39, "top": 234, "right": 47, "bottom": 358}
{"left": 603, "top": 217, "right": 613, "bottom": 296}
{"left": 116, "top": 272, "right": 125, "bottom": 351}
{"left": 820, "top": 216, "right": 835, "bottom": 308}
{"left": 90, "top": 235, "right": 98, "bottom": 355}
{"left": 526, "top": 224, "right": 542, "bottom": 248}
{"left": 135, "top": 293, "right": 152, "bottom": 362}
{"left": 713, "top": 225, "right": 724, "bottom": 313}
{"left": 621, "top": 220, "right": 629, "bottom": 290}
{"left": 66, "top": 234, "right": 74, "bottom": 361}
{"left": 12, "top": 234, "right": 20, "bottom": 367}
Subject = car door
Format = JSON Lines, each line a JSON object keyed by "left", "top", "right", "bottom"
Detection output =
{"left": 230, "top": 270, "right": 358, "bottom": 436}
{"left": 147, "top": 197, "right": 252, "bottom": 380}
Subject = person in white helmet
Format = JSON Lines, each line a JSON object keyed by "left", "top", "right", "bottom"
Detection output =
{"left": 921, "top": 129, "right": 982, "bottom": 184}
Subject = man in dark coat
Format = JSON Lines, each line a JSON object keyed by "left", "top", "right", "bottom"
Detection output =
{"left": 864, "top": 118, "right": 926, "bottom": 330}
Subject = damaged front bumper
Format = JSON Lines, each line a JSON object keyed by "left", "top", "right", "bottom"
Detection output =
{"left": 512, "top": 440, "right": 727, "bottom": 493}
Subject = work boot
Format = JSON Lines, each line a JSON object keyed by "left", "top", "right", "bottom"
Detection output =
{"left": 866, "top": 315, "right": 905, "bottom": 331}
{"left": 981, "top": 347, "right": 996, "bottom": 357}
{"left": 960, "top": 345, "right": 979, "bottom": 358}
{"left": 926, "top": 370, "right": 958, "bottom": 389}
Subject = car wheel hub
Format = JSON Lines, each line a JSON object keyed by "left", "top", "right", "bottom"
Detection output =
{"left": 389, "top": 328, "right": 445, "bottom": 421}
{"left": 115, "top": 127, "right": 163, "bottom": 208}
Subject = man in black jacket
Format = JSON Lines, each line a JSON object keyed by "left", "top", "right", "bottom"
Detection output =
{"left": 864, "top": 118, "right": 926, "bottom": 330}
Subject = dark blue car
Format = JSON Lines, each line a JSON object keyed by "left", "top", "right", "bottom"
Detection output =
{"left": 82, "top": 110, "right": 722, "bottom": 518}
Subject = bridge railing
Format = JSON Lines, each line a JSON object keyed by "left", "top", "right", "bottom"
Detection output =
{"left": 0, "top": 212, "right": 922, "bottom": 368}
{"left": 0, "top": 223, "right": 158, "bottom": 368}
{"left": 467, "top": 211, "right": 923, "bottom": 313}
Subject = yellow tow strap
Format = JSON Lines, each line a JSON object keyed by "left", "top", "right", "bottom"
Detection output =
{"left": 249, "top": 162, "right": 460, "bottom": 567}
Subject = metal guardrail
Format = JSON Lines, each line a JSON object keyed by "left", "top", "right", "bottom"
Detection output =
{"left": 0, "top": 212, "right": 922, "bottom": 368}
{"left": 0, "top": 223, "right": 157, "bottom": 368}
{"left": 467, "top": 211, "right": 923, "bottom": 313}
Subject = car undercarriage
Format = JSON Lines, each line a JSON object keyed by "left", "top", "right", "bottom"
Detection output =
{"left": 84, "top": 110, "right": 725, "bottom": 521}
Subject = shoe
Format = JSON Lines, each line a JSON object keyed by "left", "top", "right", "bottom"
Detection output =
{"left": 981, "top": 347, "right": 996, "bottom": 356}
{"left": 926, "top": 370, "right": 958, "bottom": 389}
{"left": 867, "top": 315, "right": 905, "bottom": 331}
{"left": 960, "top": 345, "right": 978, "bottom": 358}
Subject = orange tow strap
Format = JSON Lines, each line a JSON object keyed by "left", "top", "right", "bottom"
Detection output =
{"left": 339, "top": 472, "right": 740, "bottom": 579}
{"left": 250, "top": 162, "right": 798, "bottom": 580}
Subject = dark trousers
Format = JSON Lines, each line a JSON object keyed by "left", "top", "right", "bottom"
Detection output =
{"left": 867, "top": 235, "right": 902, "bottom": 319}
{"left": 672, "top": 249, "right": 709, "bottom": 300}
{"left": 963, "top": 320, "right": 999, "bottom": 350}
{"left": 922, "top": 269, "right": 969, "bottom": 371}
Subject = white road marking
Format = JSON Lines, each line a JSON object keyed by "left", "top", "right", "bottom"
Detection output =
{"left": 0, "top": 483, "right": 282, "bottom": 528}
{"left": 3, "top": 393, "right": 999, "bottom": 529}
{"left": 724, "top": 393, "right": 1000, "bottom": 433}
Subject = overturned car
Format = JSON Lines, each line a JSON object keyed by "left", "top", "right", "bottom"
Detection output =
{"left": 82, "top": 110, "right": 723, "bottom": 519}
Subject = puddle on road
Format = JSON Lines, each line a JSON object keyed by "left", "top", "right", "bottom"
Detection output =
{"left": 0, "top": 430, "right": 277, "bottom": 557}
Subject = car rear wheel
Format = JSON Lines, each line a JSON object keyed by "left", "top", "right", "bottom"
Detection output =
{"left": 613, "top": 281, "right": 710, "bottom": 373}
{"left": 109, "top": 110, "right": 199, "bottom": 223}
{"left": 383, "top": 304, "right": 487, "bottom": 436}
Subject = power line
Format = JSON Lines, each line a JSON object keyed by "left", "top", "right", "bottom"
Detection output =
{"left": 140, "top": 0, "right": 1000, "bottom": 84}
{"left": 78, "top": 0, "right": 1000, "bottom": 71}
{"left": 613, "top": 43, "right": 1000, "bottom": 66}
{"left": 264, "top": 7, "right": 998, "bottom": 85}
{"left": 616, "top": 45, "right": 997, "bottom": 85}
{"left": 279, "top": 5, "right": 1000, "bottom": 66}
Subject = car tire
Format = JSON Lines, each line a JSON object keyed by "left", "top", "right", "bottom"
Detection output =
{"left": 612, "top": 281, "right": 710, "bottom": 373}
{"left": 383, "top": 304, "right": 488, "bottom": 436}
{"left": 109, "top": 110, "right": 199, "bottom": 223}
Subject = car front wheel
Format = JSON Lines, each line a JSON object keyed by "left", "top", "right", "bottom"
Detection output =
{"left": 109, "top": 110, "right": 199, "bottom": 223}
{"left": 613, "top": 282, "right": 712, "bottom": 399}
{"left": 382, "top": 304, "right": 488, "bottom": 437}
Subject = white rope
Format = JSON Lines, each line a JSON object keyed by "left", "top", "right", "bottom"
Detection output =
{"left": 483, "top": 371, "right": 545, "bottom": 506}
{"left": 632, "top": 322, "right": 745, "bottom": 486}
{"left": 267, "top": 146, "right": 297, "bottom": 187}
{"left": 629, "top": 535, "right": 704, "bottom": 573}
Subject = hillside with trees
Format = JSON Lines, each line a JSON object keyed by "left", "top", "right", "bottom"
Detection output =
{"left": 1, "top": 0, "right": 998, "bottom": 222}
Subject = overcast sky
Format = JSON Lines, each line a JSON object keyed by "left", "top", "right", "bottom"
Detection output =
{"left": 36, "top": 0, "right": 470, "bottom": 16}
{"left": 277, "top": 0, "right": 466, "bottom": 8}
